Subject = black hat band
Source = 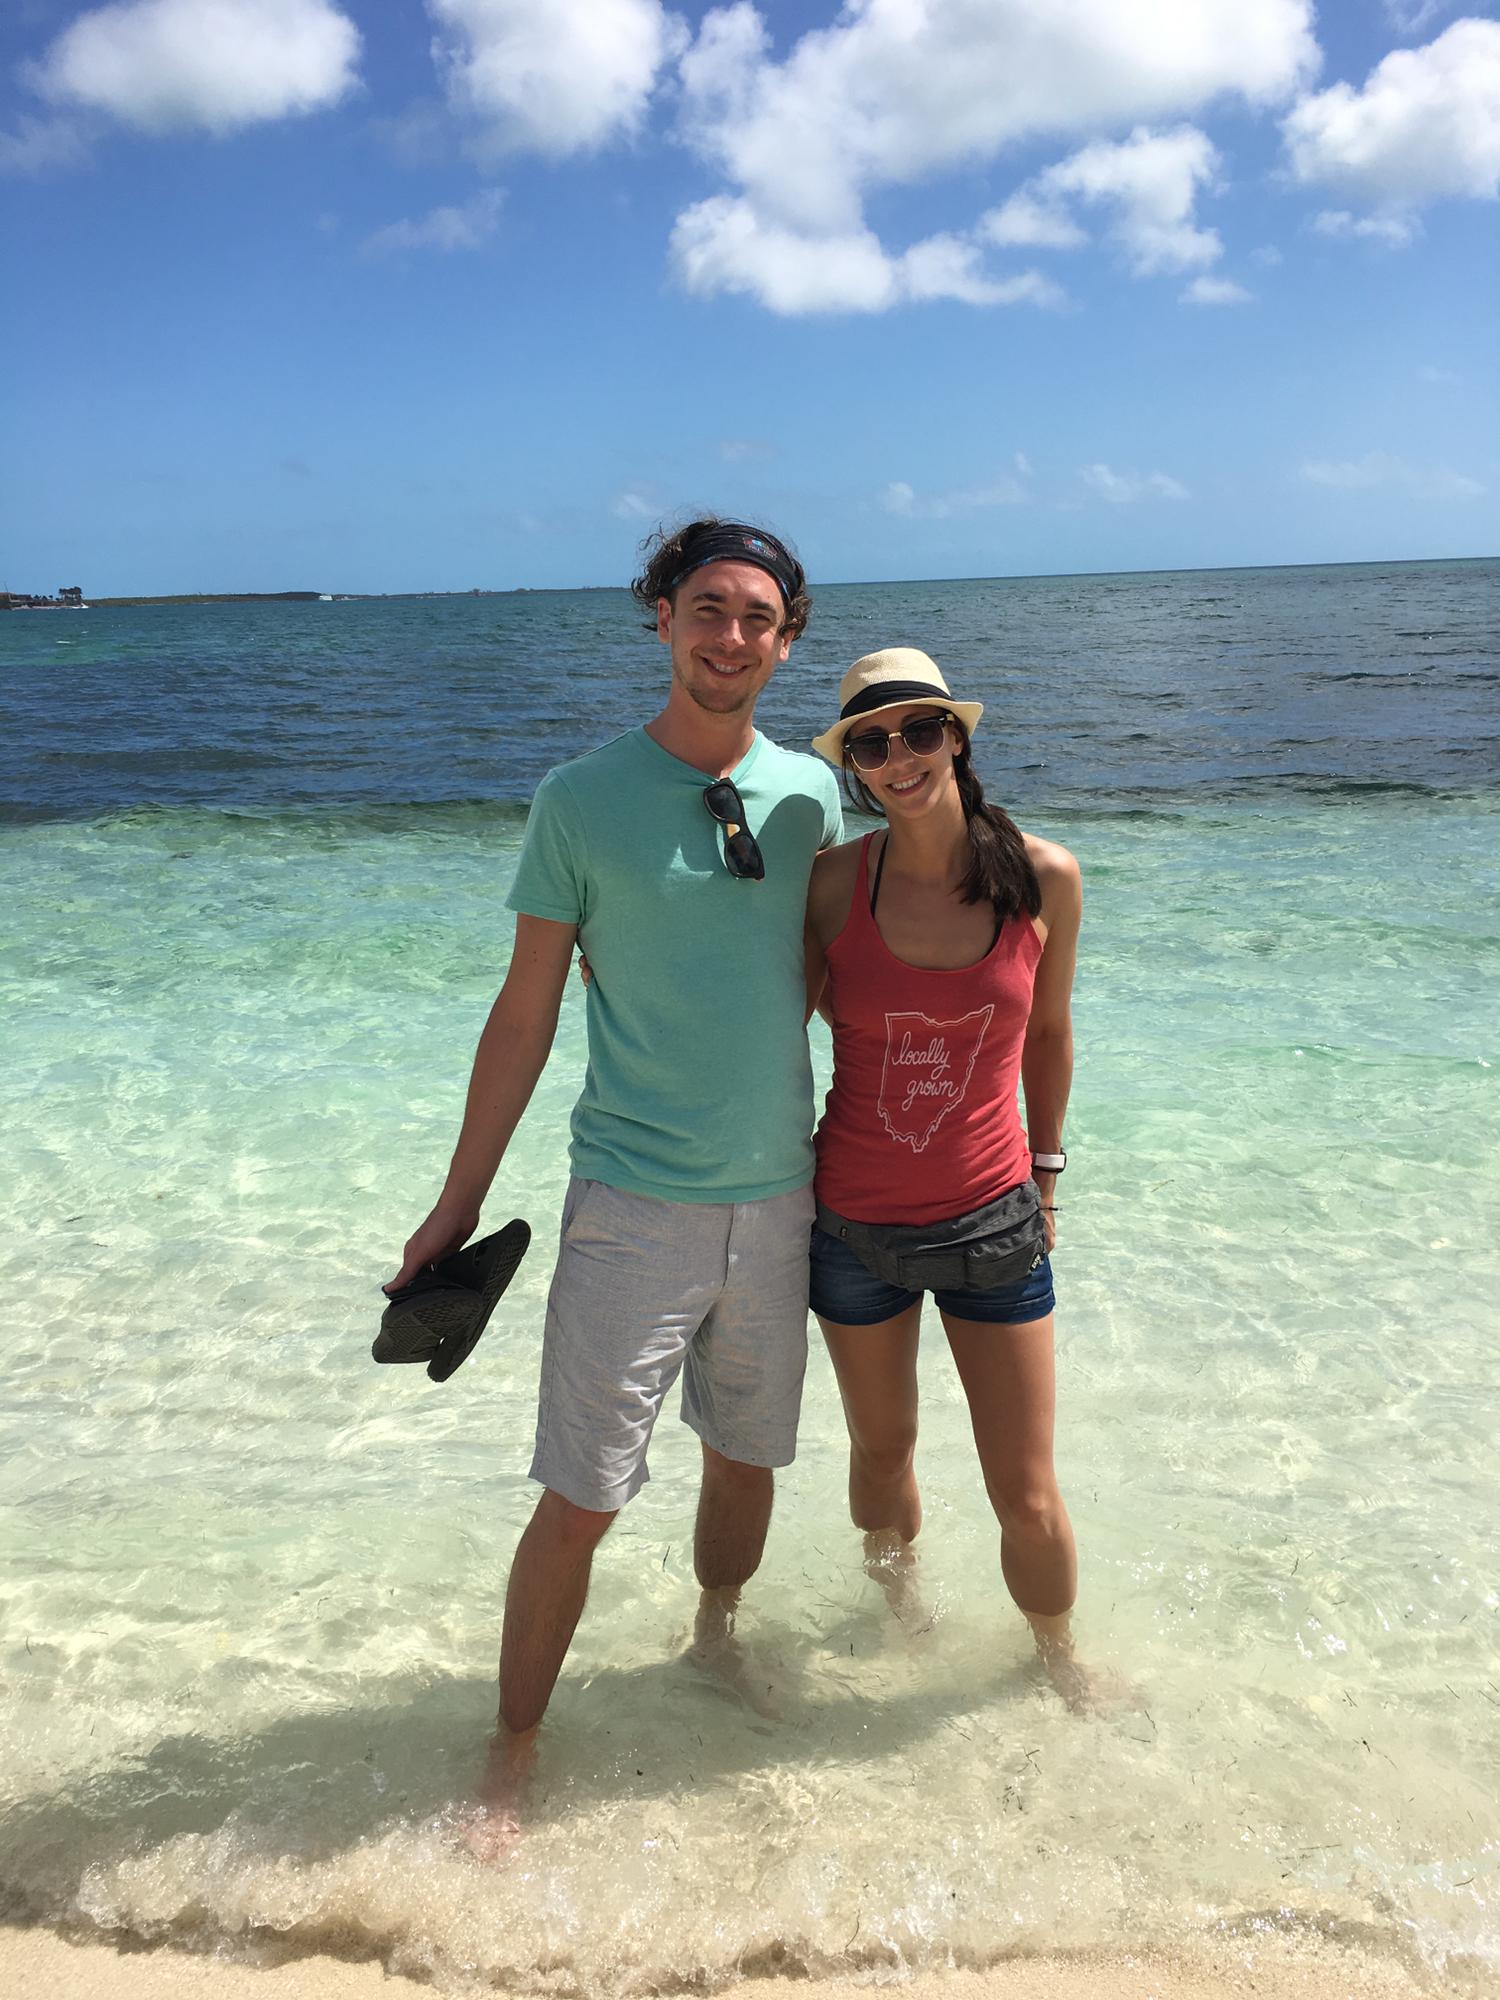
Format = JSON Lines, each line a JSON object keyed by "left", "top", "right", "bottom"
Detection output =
{"left": 839, "top": 679, "right": 950, "bottom": 721}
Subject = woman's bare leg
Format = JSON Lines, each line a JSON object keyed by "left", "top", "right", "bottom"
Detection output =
{"left": 939, "top": 1309, "right": 1089, "bottom": 1702}
{"left": 818, "top": 1305, "right": 926, "bottom": 1616}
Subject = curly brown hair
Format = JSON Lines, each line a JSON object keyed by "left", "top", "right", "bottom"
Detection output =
{"left": 629, "top": 517, "right": 812, "bottom": 641}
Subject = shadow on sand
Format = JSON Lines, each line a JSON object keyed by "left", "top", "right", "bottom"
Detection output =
{"left": 1, "top": 1614, "right": 1046, "bottom": 1925}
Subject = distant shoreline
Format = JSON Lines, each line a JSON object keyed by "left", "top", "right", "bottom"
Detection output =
{"left": 10, "top": 554, "right": 1493, "bottom": 609}
{"left": 74, "top": 589, "right": 566, "bottom": 608}
{"left": 4, "top": 587, "right": 597, "bottom": 610}
{"left": 88, "top": 591, "right": 327, "bottom": 608}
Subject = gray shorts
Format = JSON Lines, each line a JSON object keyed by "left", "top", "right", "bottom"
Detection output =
{"left": 529, "top": 1177, "right": 815, "bottom": 1514}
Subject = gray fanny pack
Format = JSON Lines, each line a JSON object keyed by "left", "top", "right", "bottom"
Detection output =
{"left": 815, "top": 1179, "right": 1046, "bottom": 1295}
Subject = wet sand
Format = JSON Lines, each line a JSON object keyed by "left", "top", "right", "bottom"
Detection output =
{"left": 0, "top": 1923, "right": 1442, "bottom": 1999}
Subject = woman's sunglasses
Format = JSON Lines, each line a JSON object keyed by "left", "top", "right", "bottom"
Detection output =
{"left": 702, "top": 779, "right": 765, "bottom": 880}
{"left": 843, "top": 710, "right": 954, "bottom": 773}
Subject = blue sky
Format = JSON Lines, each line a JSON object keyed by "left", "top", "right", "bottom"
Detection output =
{"left": 2, "top": 0, "right": 1496, "bottom": 594}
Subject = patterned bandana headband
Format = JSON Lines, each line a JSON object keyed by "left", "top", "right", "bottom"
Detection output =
{"left": 663, "top": 525, "right": 802, "bottom": 612}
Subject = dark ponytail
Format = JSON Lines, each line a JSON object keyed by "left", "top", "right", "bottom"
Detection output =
{"left": 951, "top": 729, "right": 1040, "bottom": 918}
{"left": 840, "top": 721, "right": 1040, "bottom": 919}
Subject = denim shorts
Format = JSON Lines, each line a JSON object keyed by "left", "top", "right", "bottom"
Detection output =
{"left": 809, "top": 1220, "right": 1055, "bottom": 1327}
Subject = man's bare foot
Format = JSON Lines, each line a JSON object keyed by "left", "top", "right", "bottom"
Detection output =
{"left": 686, "top": 1586, "right": 781, "bottom": 1719}
{"left": 465, "top": 1724, "right": 537, "bottom": 1860}
{"left": 862, "top": 1529, "right": 933, "bottom": 1633}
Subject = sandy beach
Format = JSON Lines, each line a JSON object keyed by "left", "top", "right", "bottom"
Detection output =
{"left": 0, "top": 1924, "right": 1446, "bottom": 2000}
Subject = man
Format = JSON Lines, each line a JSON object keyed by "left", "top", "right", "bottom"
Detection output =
{"left": 387, "top": 518, "right": 842, "bottom": 1818}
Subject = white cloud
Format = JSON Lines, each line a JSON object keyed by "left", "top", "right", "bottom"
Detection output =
{"left": 362, "top": 188, "right": 503, "bottom": 255}
{"left": 0, "top": 113, "right": 88, "bottom": 174}
{"left": 1299, "top": 452, "right": 1483, "bottom": 499}
{"left": 1382, "top": 0, "right": 1457, "bottom": 35}
{"left": 671, "top": 197, "right": 1062, "bottom": 315}
{"left": 1417, "top": 364, "right": 1459, "bottom": 384}
{"left": 1250, "top": 243, "right": 1285, "bottom": 266}
{"left": 30, "top": 0, "right": 360, "bottom": 134}
{"left": 719, "top": 439, "right": 775, "bottom": 463}
{"left": 982, "top": 127, "right": 1236, "bottom": 289}
{"left": 374, "top": 96, "right": 452, "bottom": 167}
{"left": 879, "top": 472, "right": 1030, "bottom": 520}
{"left": 611, "top": 490, "right": 657, "bottom": 521}
{"left": 680, "top": 0, "right": 1315, "bottom": 233}
{"left": 672, "top": 198, "right": 896, "bottom": 313}
{"left": 981, "top": 192, "right": 1088, "bottom": 251}
{"left": 1182, "top": 274, "right": 1253, "bottom": 304}
{"left": 1080, "top": 463, "right": 1190, "bottom": 503}
{"left": 900, "top": 233, "right": 1065, "bottom": 308}
{"left": 1309, "top": 207, "right": 1418, "bottom": 246}
{"left": 431, "top": 0, "right": 687, "bottom": 159}
{"left": 995, "top": 126, "right": 1225, "bottom": 276}
{"left": 1283, "top": 19, "right": 1500, "bottom": 206}
{"left": 673, "top": 0, "right": 1316, "bottom": 311}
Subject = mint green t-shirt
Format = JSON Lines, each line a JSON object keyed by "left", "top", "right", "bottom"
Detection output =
{"left": 506, "top": 728, "right": 844, "bottom": 1204}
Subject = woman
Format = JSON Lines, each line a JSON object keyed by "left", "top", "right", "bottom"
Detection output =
{"left": 805, "top": 648, "right": 1086, "bottom": 1700}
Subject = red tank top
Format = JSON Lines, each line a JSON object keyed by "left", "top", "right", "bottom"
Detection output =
{"left": 814, "top": 834, "right": 1042, "bottom": 1225}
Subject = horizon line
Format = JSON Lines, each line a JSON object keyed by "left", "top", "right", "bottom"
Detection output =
{"left": 21, "top": 549, "right": 1497, "bottom": 605}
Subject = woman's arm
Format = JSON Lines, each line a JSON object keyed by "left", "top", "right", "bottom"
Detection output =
{"left": 804, "top": 914, "right": 830, "bottom": 1025}
{"left": 803, "top": 841, "right": 861, "bottom": 1024}
{"left": 1021, "top": 839, "right": 1082, "bottom": 1250}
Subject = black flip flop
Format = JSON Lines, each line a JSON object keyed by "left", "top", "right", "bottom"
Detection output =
{"left": 374, "top": 1219, "right": 531, "bottom": 1381}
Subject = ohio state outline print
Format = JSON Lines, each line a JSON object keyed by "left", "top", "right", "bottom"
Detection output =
{"left": 877, "top": 1005, "right": 994, "bottom": 1153}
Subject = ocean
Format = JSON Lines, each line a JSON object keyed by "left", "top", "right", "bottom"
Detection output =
{"left": 2, "top": 559, "right": 1497, "bottom": 1994}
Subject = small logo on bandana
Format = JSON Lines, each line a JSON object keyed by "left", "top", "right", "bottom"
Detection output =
{"left": 877, "top": 1005, "right": 994, "bottom": 1153}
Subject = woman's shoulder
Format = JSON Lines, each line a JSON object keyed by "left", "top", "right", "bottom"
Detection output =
{"left": 1020, "top": 830, "right": 1082, "bottom": 936}
{"left": 812, "top": 833, "right": 865, "bottom": 871}
{"left": 808, "top": 835, "right": 866, "bottom": 934}
{"left": 1021, "top": 830, "right": 1081, "bottom": 891}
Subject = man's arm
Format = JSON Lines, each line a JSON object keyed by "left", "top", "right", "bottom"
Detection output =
{"left": 387, "top": 913, "right": 577, "bottom": 1289}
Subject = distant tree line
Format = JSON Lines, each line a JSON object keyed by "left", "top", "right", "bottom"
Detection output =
{"left": 3, "top": 585, "right": 84, "bottom": 609}
{"left": 2, "top": 588, "right": 327, "bottom": 609}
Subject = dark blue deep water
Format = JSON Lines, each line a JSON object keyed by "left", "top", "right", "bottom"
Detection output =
{"left": 4, "top": 558, "right": 1497, "bottom": 824}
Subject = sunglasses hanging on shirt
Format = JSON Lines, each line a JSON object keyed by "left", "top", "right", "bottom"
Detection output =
{"left": 702, "top": 779, "right": 765, "bottom": 880}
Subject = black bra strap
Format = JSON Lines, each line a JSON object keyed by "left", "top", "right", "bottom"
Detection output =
{"left": 869, "top": 832, "right": 889, "bottom": 915}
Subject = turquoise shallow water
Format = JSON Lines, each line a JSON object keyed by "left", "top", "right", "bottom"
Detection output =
{"left": 2, "top": 565, "right": 1498, "bottom": 1992}
{"left": 3, "top": 794, "right": 1498, "bottom": 1992}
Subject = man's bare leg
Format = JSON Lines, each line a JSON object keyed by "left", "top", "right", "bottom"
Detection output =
{"left": 474, "top": 1725, "right": 539, "bottom": 1859}
{"left": 500, "top": 1487, "right": 618, "bottom": 1730}
{"left": 473, "top": 1487, "right": 616, "bottom": 1849}
{"left": 690, "top": 1444, "right": 779, "bottom": 1710}
{"left": 695, "top": 1442, "right": 774, "bottom": 1590}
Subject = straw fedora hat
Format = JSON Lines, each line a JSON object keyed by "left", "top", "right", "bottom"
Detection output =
{"left": 811, "top": 648, "right": 984, "bottom": 766}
